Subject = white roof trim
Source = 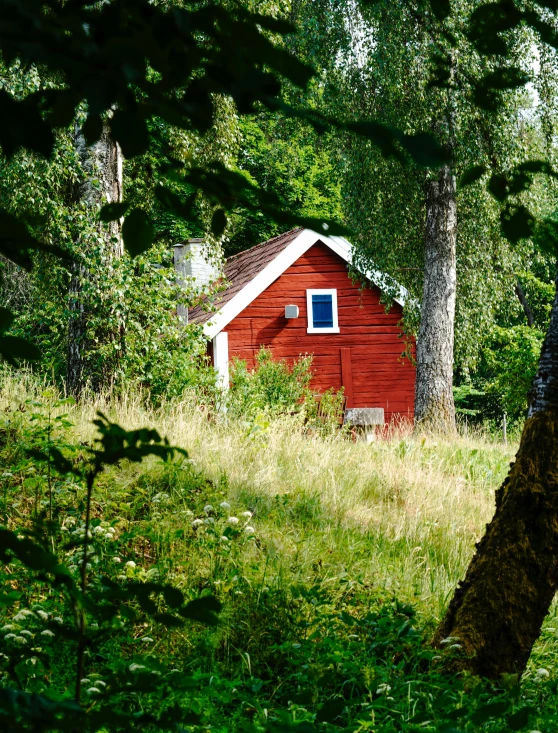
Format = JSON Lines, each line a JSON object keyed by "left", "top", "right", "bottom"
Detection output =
{"left": 203, "top": 229, "right": 408, "bottom": 339}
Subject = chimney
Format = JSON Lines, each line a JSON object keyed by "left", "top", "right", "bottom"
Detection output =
{"left": 173, "top": 239, "right": 220, "bottom": 323}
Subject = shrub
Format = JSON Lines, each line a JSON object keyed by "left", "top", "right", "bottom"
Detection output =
{"left": 227, "top": 347, "right": 313, "bottom": 418}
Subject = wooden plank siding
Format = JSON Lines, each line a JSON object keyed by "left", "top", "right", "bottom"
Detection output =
{"left": 224, "top": 243, "right": 415, "bottom": 423}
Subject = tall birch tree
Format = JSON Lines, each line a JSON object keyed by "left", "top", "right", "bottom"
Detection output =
{"left": 292, "top": 0, "right": 536, "bottom": 431}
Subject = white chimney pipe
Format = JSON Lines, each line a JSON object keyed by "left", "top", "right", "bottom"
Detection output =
{"left": 173, "top": 239, "right": 220, "bottom": 323}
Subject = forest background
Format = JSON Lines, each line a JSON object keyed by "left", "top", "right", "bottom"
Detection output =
{"left": 2, "top": 0, "right": 557, "bottom": 428}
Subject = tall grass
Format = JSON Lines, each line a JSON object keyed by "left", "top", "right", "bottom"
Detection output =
{"left": 0, "top": 369, "right": 514, "bottom": 622}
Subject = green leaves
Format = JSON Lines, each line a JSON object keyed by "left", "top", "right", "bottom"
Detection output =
{"left": 474, "top": 67, "right": 530, "bottom": 110}
{"left": 459, "top": 165, "right": 487, "bottom": 188}
{"left": 122, "top": 209, "right": 154, "bottom": 257}
{"left": 0, "top": 306, "right": 41, "bottom": 367}
{"left": 110, "top": 111, "right": 150, "bottom": 159}
{"left": 0, "top": 90, "right": 54, "bottom": 159}
{"left": 100, "top": 202, "right": 130, "bottom": 222}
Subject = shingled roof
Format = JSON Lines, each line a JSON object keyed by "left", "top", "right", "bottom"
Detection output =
{"left": 188, "top": 228, "right": 409, "bottom": 340}
{"left": 188, "top": 228, "right": 302, "bottom": 326}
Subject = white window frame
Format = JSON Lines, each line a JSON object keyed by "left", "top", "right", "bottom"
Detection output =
{"left": 306, "top": 289, "right": 340, "bottom": 334}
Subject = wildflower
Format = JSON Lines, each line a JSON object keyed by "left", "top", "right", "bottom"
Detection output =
{"left": 204, "top": 517, "right": 215, "bottom": 525}
{"left": 192, "top": 519, "right": 204, "bottom": 527}
{"left": 4, "top": 633, "right": 16, "bottom": 640}
{"left": 96, "top": 680, "right": 107, "bottom": 687}
{"left": 14, "top": 636, "right": 27, "bottom": 644}
{"left": 240, "top": 511, "right": 252, "bottom": 518}
{"left": 449, "top": 643, "right": 462, "bottom": 650}
{"left": 536, "top": 668, "right": 550, "bottom": 678}
{"left": 227, "top": 516, "right": 239, "bottom": 525}
{"left": 106, "top": 526, "right": 116, "bottom": 534}
{"left": 81, "top": 679, "right": 90, "bottom": 685}
{"left": 439, "top": 637, "right": 459, "bottom": 645}
{"left": 220, "top": 535, "right": 229, "bottom": 542}
{"left": 36, "top": 610, "right": 49, "bottom": 621}
{"left": 204, "top": 504, "right": 214, "bottom": 515}
{"left": 53, "top": 617, "right": 63, "bottom": 624}
{"left": 13, "top": 610, "right": 34, "bottom": 621}
{"left": 20, "top": 630, "right": 33, "bottom": 637}
{"left": 125, "top": 561, "right": 136, "bottom": 569}
{"left": 40, "top": 630, "right": 55, "bottom": 638}
{"left": 129, "top": 663, "right": 146, "bottom": 672}
{"left": 1, "top": 625, "right": 14, "bottom": 631}
{"left": 141, "top": 637, "right": 154, "bottom": 643}
{"left": 244, "top": 526, "right": 255, "bottom": 535}
{"left": 220, "top": 501, "right": 231, "bottom": 510}
{"left": 112, "top": 557, "right": 121, "bottom": 563}
{"left": 376, "top": 684, "right": 391, "bottom": 696}
{"left": 93, "top": 525, "right": 105, "bottom": 535}
{"left": 86, "top": 687, "right": 101, "bottom": 695}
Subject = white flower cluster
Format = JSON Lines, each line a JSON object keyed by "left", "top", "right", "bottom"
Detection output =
{"left": 2, "top": 606, "right": 59, "bottom": 648}
{"left": 190, "top": 502, "right": 257, "bottom": 540}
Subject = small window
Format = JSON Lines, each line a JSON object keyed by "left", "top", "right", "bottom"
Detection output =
{"left": 306, "top": 289, "right": 340, "bottom": 333}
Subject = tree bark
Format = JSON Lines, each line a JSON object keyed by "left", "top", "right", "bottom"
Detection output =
{"left": 515, "top": 278, "right": 535, "bottom": 327}
{"left": 414, "top": 166, "right": 457, "bottom": 431}
{"left": 433, "top": 277, "right": 558, "bottom": 678}
{"left": 66, "top": 123, "right": 123, "bottom": 399}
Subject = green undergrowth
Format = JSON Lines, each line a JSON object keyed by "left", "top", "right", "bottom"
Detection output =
{"left": 1, "top": 382, "right": 558, "bottom": 730}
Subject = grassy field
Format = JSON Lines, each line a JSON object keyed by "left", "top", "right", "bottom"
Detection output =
{"left": 2, "top": 371, "right": 558, "bottom": 731}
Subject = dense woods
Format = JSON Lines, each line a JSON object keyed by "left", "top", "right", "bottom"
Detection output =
{"left": 3, "top": 0, "right": 558, "bottom": 730}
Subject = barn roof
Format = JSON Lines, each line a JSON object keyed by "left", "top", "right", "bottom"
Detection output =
{"left": 188, "top": 228, "right": 408, "bottom": 340}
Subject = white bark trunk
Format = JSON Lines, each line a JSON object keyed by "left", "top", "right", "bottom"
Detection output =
{"left": 67, "top": 123, "right": 123, "bottom": 398}
{"left": 414, "top": 166, "right": 457, "bottom": 431}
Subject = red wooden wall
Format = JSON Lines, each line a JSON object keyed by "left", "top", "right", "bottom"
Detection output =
{"left": 224, "top": 243, "right": 416, "bottom": 423}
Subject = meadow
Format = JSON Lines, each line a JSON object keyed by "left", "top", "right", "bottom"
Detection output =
{"left": 1, "top": 371, "right": 558, "bottom": 731}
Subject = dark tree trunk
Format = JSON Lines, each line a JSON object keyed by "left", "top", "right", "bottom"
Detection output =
{"left": 433, "top": 277, "right": 558, "bottom": 678}
{"left": 515, "top": 278, "right": 535, "bottom": 327}
{"left": 414, "top": 166, "right": 457, "bottom": 431}
{"left": 66, "top": 123, "right": 123, "bottom": 398}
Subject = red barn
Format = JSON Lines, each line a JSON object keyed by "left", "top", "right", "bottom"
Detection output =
{"left": 185, "top": 228, "right": 415, "bottom": 423}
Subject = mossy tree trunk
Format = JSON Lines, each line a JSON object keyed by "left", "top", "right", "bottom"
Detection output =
{"left": 414, "top": 165, "right": 457, "bottom": 432}
{"left": 433, "top": 277, "right": 558, "bottom": 678}
{"left": 66, "top": 122, "right": 123, "bottom": 399}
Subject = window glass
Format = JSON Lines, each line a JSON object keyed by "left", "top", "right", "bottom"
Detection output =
{"left": 312, "top": 293, "right": 334, "bottom": 328}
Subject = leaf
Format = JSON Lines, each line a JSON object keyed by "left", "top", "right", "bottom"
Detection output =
{"left": 100, "top": 202, "right": 130, "bottom": 222}
{"left": 430, "top": 0, "right": 451, "bottom": 21}
{"left": 0, "top": 90, "right": 54, "bottom": 159}
{"left": 154, "top": 185, "right": 196, "bottom": 220}
{"left": 501, "top": 205, "right": 535, "bottom": 243}
{"left": 0, "top": 336, "right": 41, "bottom": 367}
{"left": 0, "top": 307, "right": 15, "bottom": 335}
{"left": 122, "top": 209, "right": 155, "bottom": 257}
{"left": 82, "top": 114, "right": 103, "bottom": 146}
{"left": 316, "top": 699, "right": 346, "bottom": 723}
{"left": 163, "top": 585, "right": 184, "bottom": 609}
{"left": 153, "top": 612, "right": 184, "bottom": 627}
{"left": 398, "top": 131, "right": 450, "bottom": 167}
{"left": 507, "top": 706, "right": 536, "bottom": 730}
{"left": 459, "top": 165, "right": 487, "bottom": 188}
{"left": 180, "top": 596, "right": 222, "bottom": 625}
{"left": 470, "top": 700, "right": 509, "bottom": 725}
{"left": 0, "top": 590, "right": 22, "bottom": 607}
{"left": 211, "top": 208, "right": 227, "bottom": 237}
{"left": 110, "top": 111, "right": 150, "bottom": 158}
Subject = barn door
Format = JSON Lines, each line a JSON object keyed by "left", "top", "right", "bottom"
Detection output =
{"left": 340, "top": 347, "right": 354, "bottom": 408}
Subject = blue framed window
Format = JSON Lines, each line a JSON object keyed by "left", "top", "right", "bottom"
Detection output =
{"left": 306, "top": 289, "right": 339, "bottom": 333}
{"left": 312, "top": 294, "right": 333, "bottom": 328}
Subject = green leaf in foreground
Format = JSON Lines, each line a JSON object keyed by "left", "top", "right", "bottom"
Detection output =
{"left": 122, "top": 209, "right": 155, "bottom": 257}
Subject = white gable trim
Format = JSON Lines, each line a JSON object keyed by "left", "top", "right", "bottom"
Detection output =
{"left": 203, "top": 229, "right": 408, "bottom": 340}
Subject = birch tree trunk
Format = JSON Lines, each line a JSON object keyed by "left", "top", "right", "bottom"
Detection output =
{"left": 66, "top": 123, "right": 123, "bottom": 398}
{"left": 414, "top": 166, "right": 457, "bottom": 432}
{"left": 433, "top": 278, "right": 558, "bottom": 678}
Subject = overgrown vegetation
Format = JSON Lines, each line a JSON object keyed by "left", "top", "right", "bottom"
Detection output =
{"left": 1, "top": 373, "right": 558, "bottom": 730}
